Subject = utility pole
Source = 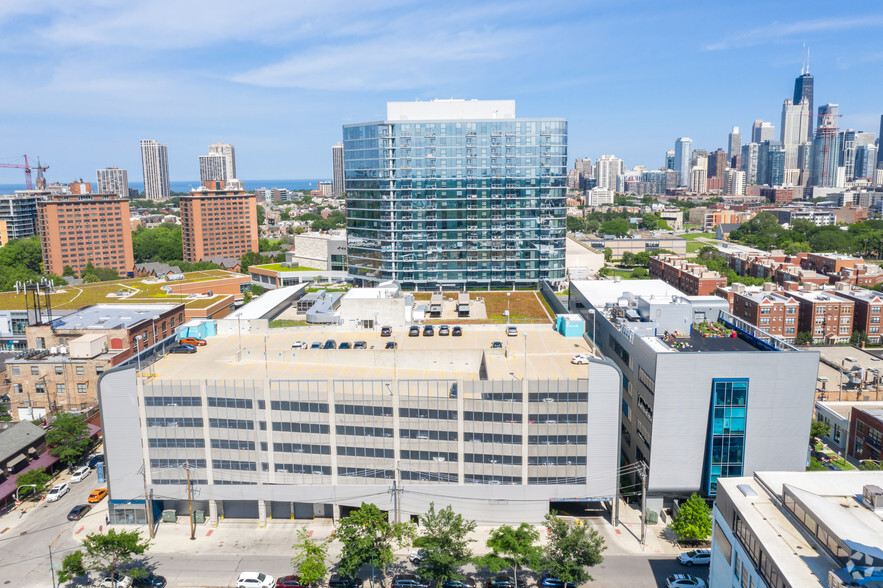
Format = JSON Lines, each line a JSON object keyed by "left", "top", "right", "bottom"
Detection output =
{"left": 640, "top": 462, "right": 648, "bottom": 548}
{"left": 141, "top": 463, "right": 155, "bottom": 539}
{"left": 48, "top": 542, "right": 56, "bottom": 588}
{"left": 184, "top": 462, "right": 195, "bottom": 540}
{"left": 392, "top": 480, "right": 398, "bottom": 524}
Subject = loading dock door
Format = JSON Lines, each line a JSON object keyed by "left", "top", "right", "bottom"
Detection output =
{"left": 223, "top": 500, "right": 259, "bottom": 519}
{"left": 271, "top": 501, "right": 291, "bottom": 519}
{"left": 294, "top": 502, "right": 314, "bottom": 519}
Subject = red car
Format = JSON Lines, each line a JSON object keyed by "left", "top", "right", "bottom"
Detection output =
{"left": 179, "top": 337, "right": 207, "bottom": 347}
{"left": 277, "top": 576, "right": 304, "bottom": 588}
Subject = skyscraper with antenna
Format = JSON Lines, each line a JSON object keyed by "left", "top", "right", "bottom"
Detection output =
{"left": 793, "top": 45, "right": 814, "bottom": 143}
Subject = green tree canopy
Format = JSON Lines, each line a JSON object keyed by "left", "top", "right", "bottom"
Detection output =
{"left": 291, "top": 527, "right": 328, "bottom": 586}
{"left": 132, "top": 223, "right": 184, "bottom": 263}
{"left": 541, "top": 513, "right": 606, "bottom": 585}
{"left": 59, "top": 529, "right": 150, "bottom": 586}
{"left": 414, "top": 503, "right": 477, "bottom": 583}
{"left": 256, "top": 204, "right": 266, "bottom": 226}
{"left": 46, "top": 413, "right": 92, "bottom": 466}
{"left": 599, "top": 219, "right": 630, "bottom": 237}
{"left": 810, "top": 420, "right": 830, "bottom": 444}
{"left": 603, "top": 247, "right": 613, "bottom": 262}
{"left": 476, "top": 523, "right": 541, "bottom": 588}
{"left": 620, "top": 251, "right": 636, "bottom": 267}
{"left": 17, "top": 467, "right": 51, "bottom": 497}
{"left": 334, "top": 502, "right": 415, "bottom": 578}
{"left": 669, "top": 493, "right": 712, "bottom": 543}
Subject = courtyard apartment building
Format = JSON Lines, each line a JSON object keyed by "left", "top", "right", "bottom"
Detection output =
{"left": 7, "top": 303, "right": 183, "bottom": 421}
{"left": 710, "top": 471, "right": 883, "bottom": 588}
{"left": 98, "top": 323, "right": 621, "bottom": 526}
{"left": 37, "top": 193, "right": 134, "bottom": 277}
{"left": 344, "top": 99, "right": 567, "bottom": 290}
{"left": 180, "top": 180, "right": 258, "bottom": 263}
{"left": 648, "top": 253, "right": 727, "bottom": 296}
{"left": 568, "top": 279, "right": 819, "bottom": 511}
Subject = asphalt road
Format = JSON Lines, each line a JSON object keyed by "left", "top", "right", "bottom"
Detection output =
{"left": 0, "top": 490, "right": 709, "bottom": 588}
{"left": 0, "top": 474, "right": 101, "bottom": 587}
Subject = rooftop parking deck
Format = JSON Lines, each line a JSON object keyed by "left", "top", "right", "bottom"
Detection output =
{"left": 147, "top": 324, "right": 601, "bottom": 384}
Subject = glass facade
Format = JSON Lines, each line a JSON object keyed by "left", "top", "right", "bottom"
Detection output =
{"left": 707, "top": 379, "right": 748, "bottom": 495}
{"left": 343, "top": 117, "right": 567, "bottom": 289}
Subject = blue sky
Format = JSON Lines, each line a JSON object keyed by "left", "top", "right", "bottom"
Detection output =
{"left": 1, "top": 0, "right": 882, "bottom": 184}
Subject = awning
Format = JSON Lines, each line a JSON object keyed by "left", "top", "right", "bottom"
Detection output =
{"left": 5, "top": 454, "right": 27, "bottom": 470}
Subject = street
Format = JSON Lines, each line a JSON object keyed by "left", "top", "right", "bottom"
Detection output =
{"left": 0, "top": 484, "right": 708, "bottom": 588}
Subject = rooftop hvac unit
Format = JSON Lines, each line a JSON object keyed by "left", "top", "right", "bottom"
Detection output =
{"left": 862, "top": 485, "right": 883, "bottom": 514}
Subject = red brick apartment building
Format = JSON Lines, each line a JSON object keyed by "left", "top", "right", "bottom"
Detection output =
{"left": 788, "top": 287, "right": 855, "bottom": 344}
{"left": 847, "top": 407, "right": 883, "bottom": 463}
{"left": 801, "top": 252, "right": 863, "bottom": 274}
{"left": 649, "top": 254, "right": 727, "bottom": 296}
{"left": 38, "top": 193, "right": 134, "bottom": 277}
{"left": 180, "top": 180, "right": 258, "bottom": 263}
{"left": 830, "top": 286, "right": 883, "bottom": 343}
{"left": 729, "top": 286, "right": 799, "bottom": 340}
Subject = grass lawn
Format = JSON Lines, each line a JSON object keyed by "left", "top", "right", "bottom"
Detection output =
{"left": 605, "top": 267, "right": 649, "bottom": 279}
{"left": 408, "top": 291, "right": 552, "bottom": 323}
{"left": 269, "top": 319, "right": 310, "bottom": 328}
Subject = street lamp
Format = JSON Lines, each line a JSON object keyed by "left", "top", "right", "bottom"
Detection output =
{"left": 840, "top": 356, "right": 857, "bottom": 401}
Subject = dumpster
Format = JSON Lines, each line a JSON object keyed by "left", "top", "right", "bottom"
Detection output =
{"left": 645, "top": 510, "right": 659, "bottom": 525}
{"left": 162, "top": 509, "right": 177, "bottom": 523}
{"left": 194, "top": 510, "right": 205, "bottom": 524}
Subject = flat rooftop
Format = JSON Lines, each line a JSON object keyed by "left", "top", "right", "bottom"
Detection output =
{"left": 148, "top": 324, "right": 599, "bottom": 384}
{"left": 720, "top": 471, "right": 883, "bottom": 588}
{"left": 50, "top": 303, "right": 180, "bottom": 330}
{"left": 660, "top": 329, "right": 762, "bottom": 353}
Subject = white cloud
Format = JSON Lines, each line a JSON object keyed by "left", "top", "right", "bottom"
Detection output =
{"left": 705, "top": 15, "right": 883, "bottom": 51}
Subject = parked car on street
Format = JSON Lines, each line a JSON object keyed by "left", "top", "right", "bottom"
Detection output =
{"left": 179, "top": 337, "right": 206, "bottom": 346}
{"left": 168, "top": 344, "right": 197, "bottom": 354}
{"left": 328, "top": 575, "right": 363, "bottom": 588}
{"left": 133, "top": 574, "right": 167, "bottom": 587}
{"left": 486, "top": 575, "right": 524, "bottom": 588}
{"left": 665, "top": 574, "right": 706, "bottom": 588}
{"left": 100, "top": 575, "right": 133, "bottom": 588}
{"left": 88, "top": 454, "right": 105, "bottom": 468}
{"left": 677, "top": 549, "right": 711, "bottom": 567}
{"left": 392, "top": 575, "right": 430, "bottom": 588}
{"left": 67, "top": 504, "right": 92, "bottom": 520}
{"left": 291, "top": 341, "right": 308, "bottom": 350}
{"left": 89, "top": 488, "right": 108, "bottom": 503}
{"left": 46, "top": 483, "right": 70, "bottom": 502}
{"left": 409, "top": 549, "right": 428, "bottom": 564}
{"left": 277, "top": 575, "right": 305, "bottom": 587}
{"left": 70, "top": 466, "right": 92, "bottom": 482}
{"left": 236, "top": 572, "right": 275, "bottom": 588}
{"left": 442, "top": 580, "right": 476, "bottom": 588}
{"left": 540, "top": 574, "right": 574, "bottom": 588}
{"left": 811, "top": 450, "right": 831, "bottom": 464}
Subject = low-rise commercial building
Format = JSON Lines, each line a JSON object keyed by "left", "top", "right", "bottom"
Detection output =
{"left": 568, "top": 279, "right": 819, "bottom": 509}
{"left": 98, "top": 323, "right": 622, "bottom": 526}
{"left": 848, "top": 407, "right": 883, "bottom": 465}
{"left": 710, "top": 471, "right": 883, "bottom": 588}
{"left": 814, "top": 401, "right": 883, "bottom": 457}
{"left": 7, "top": 304, "right": 183, "bottom": 421}
{"left": 582, "top": 233, "right": 687, "bottom": 259}
{"left": 286, "top": 231, "right": 348, "bottom": 271}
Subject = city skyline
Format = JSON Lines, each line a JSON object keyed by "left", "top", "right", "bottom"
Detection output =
{"left": 1, "top": 1, "right": 882, "bottom": 183}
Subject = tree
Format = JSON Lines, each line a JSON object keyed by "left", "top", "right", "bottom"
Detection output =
{"left": 796, "top": 331, "right": 814, "bottom": 345}
{"left": 57, "top": 550, "right": 87, "bottom": 585}
{"left": 335, "top": 502, "right": 415, "bottom": 578}
{"left": 633, "top": 251, "right": 651, "bottom": 267}
{"left": 240, "top": 251, "right": 269, "bottom": 274}
{"left": 541, "top": 513, "right": 606, "bottom": 585}
{"left": 62, "top": 529, "right": 150, "bottom": 587}
{"left": 630, "top": 267, "right": 649, "bottom": 278}
{"left": 280, "top": 209, "right": 291, "bottom": 221}
{"left": 641, "top": 213, "right": 660, "bottom": 230}
{"left": 46, "top": 413, "right": 91, "bottom": 466}
{"left": 62, "top": 265, "right": 76, "bottom": 277}
{"left": 476, "top": 523, "right": 541, "bottom": 588}
{"left": 291, "top": 527, "right": 328, "bottom": 586}
{"left": 860, "top": 460, "right": 882, "bottom": 470}
{"left": 414, "top": 503, "right": 477, "bottom": 583}
{"left": 620, "top": 251, "right": 636, "bottom": 267}
{"left": 256, "top": 205, "right": 266, "bottom": 226}
{"left": 131, "top": 223, "right": 184, "bottom": 263}
{"left": 603, "top": 247, "right": 612, "bottom": 262}
{"left": 668, "top": 493, "right": 712, "bottom": 543}
{"left": 810, "top": 420, "right": 830, "bottom": 445}
{"left": 17, "top": 467, "right": 51, "bottom": 497}
{"left": 566, "top": 216, "right": 585, "bottom": 233}
{"left": 851, "top": 330, "right": 870, "bottom": 347}
{"left": 599, "top": 219, "right": 630, "bottom": 237}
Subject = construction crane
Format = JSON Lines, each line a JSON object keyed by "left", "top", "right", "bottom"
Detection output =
{"left": 0, "top": 155, "right": 49, "bottom": 190}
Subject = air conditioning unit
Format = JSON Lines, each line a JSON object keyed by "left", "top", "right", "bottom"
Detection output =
{"left": 862, "top": 485, "right": 883, "bottom": 514}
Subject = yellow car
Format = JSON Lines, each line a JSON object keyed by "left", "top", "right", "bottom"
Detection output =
{"left": 88, "top": 488, "right": 108, "bottom": 503}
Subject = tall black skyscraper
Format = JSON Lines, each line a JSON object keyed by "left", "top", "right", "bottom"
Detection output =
{"left": 793, "top": 51, "right": 814, "bottom": 142}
